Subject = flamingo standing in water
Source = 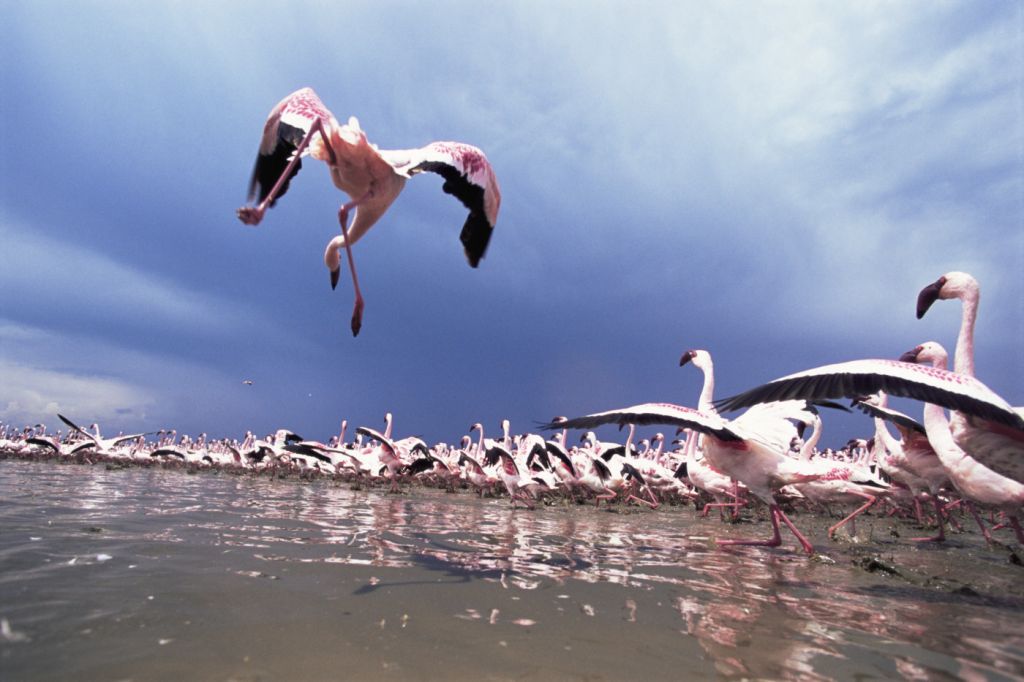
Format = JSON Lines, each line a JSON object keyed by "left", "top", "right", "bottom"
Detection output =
{"left": 541, "top": 346, "right": 843, "bottom": 555}
{"left": 899, "top": 343, "right": 1024, "bottom": 543}
{"left": 916, "top": 271, "right": 1024, "bottom": 485}
{"left": 237, "top": 87, "right": 501, "bottom": 336}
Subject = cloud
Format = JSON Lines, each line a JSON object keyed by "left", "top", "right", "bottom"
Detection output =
{"left": 0, "top": 359, "right": 154, "bottom": 427}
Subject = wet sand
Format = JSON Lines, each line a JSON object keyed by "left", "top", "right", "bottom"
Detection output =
{"left": 1, "top": 459, "right": 1021, "bottom": 680}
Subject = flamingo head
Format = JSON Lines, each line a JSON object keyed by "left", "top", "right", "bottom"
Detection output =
{"left": 916, "top": 271, "right": 977, "bottom": 319}
{"left": 679, "top": 349, "right": 711, "bottom": 369}
{"left": 324, "top": 236, "right": 345, "bottom": 289}
{"left": 899, "top": 341, "right": 948, "bottom": 368}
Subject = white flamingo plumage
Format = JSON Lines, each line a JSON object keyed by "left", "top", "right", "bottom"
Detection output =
{"left": 916, "top": 271, "right": 1024, "bottom": 485}
{"left": 899, "top": 342, "right": 1024, "bottom": 543}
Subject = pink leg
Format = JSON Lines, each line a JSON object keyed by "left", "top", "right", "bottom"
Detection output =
{"left": 715, "top": 505, "right": 814, "bottom": 555}
{"left": 703, "top": 499, "right": 743, "bottom": 519}
{"left": 774, "top": 506, "right": 816, "bottom": 555}
{"left": 1009, "top": 516, "right": 1024, "bottom": 546}
{"left": 828, "top": 493, "right": 876, "bottom": 540}
{"left": 716, "top": 507, "right": 782, "bottom": 550}
{"left": 964, "top": 501, "right": 994, "bottom": 543}
{"left": 912, "top": 496, "right": 947, "bottom": 542}
{"left": 237, "top": 117, "right": 335, "bottom": 226}
{"left": 913, "top": 497, "right": 925, "bottom": 524}
{"left": 332, "top": 199, "right": 368, "bottom": 336}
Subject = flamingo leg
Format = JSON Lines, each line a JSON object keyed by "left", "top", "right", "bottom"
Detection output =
{"left": 715, "top": 505, "right": 814, "bottom": 555}
{"left": 827, "top": 492, "right": 877, "bottom": 540}
{"left": 1009, "top": 516, "right": 1024, "bottom": 546}
{"left": 333, "top": 198, "right": 369, "bottom": 336}
{"left": 912, "top": 496, "right": 947, "bottom": 542}
{"left": 237, "top": 117, "right": 335, "bottom": 226}
{"left": 773, "top": 506, "right": 816, "bottom": 555}
{"left": 964, "top": 501, "right": 994, "bottom": 543}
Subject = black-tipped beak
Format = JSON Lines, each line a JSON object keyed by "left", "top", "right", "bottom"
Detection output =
{"left": 899, "top": 346, "right": 922, "bottom": 363}
{"left": 795, "top": 422, "right": 807, "bottom": 440}
{"left": 330, "top": 269, "right": 340, "bottom": 290}
{"left": 916, "top": 277, "right": 945, "bottom": 319}
{"left": 679, "top": 350, "right": 696, "bottom": 367}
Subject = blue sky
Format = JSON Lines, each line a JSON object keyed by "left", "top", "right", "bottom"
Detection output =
{"left": 2, "top": 2, "right": 1021, "bottom": 448}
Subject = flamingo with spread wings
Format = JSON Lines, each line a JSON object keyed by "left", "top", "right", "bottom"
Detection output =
{"left": 237, "top": 87, "right": 501, "bottom": 336}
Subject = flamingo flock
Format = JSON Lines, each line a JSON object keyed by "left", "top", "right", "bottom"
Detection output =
{"left": 4, "top": 278, "right": 1021, "bottom": 558}
{"left": 537, "top": 271, "right": 1023, "bottom": 553}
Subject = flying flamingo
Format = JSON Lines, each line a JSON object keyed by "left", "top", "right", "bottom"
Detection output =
{"left": 237, "top": 87, "right": 501, "bottom": 336}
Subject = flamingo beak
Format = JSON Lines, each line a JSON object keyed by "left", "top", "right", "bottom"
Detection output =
{"left": 916, "top": 277, "right": 946, "bottom": 319}
{"left": 330, "top": 268, "right": 340, "bottom": 290}
{"left": 679, "top": 350, "right": 696, "bottom": 367}
{"left": 899, "top": 346, "right": 922, "bottom": 363}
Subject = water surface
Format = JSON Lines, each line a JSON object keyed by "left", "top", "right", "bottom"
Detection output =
{"left": 1, "top": 460, "right": 1021, "bottom": 680}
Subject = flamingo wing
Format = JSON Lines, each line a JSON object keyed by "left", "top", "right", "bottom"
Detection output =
{"left": 25, "top": 436, "right": 59, "bottom": 454}
{"left": 544, "top": 441, "right": 578, "bottom": 478}
{"left": 57, "top": 414, "right": 95, "bottom": 442}
{"left": 715, "top": 358, "right": 1023, "bottom": 431}
{"left": 852, "top": 399, "right": 926, "bottom": 435}
{"left": 247, "top": 87, "right": 336, "bottom": 207}
{"left": 539, "top": 403, "right": 743, "bottom": 442}
{"left": 383, "top": 142, "right": 501, "bottom": 268}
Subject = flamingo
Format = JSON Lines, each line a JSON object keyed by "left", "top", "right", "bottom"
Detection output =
{"left": 916, "top": 271, "right": 1024, "bottom": 485}
{"left": 855, "top": 393, "right": 954, "bottom": 541}
{"left": 483, "top": 445, "right": 539, "bottom": 509}
{"left": 236, "top": 87, "right": 501, "bottom": 336}
{"left": 355, "top": 426, "right": 407, "bottom": 492}
{"left": 57, "top": 414, "right": 150, "bottom": 458}
{"left": 787, "top": 408, "right": 889, "bottom": 540}
{"left": 899, "top": 343, "right": 1024, "bottom": 543}
{"left": 540, "top": 399, "right": 835, "bottom": 555}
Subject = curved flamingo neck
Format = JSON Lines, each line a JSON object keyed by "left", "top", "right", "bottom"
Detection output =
{"left": 799, "top": 417, "right": 821, "bottom": 461}
{"left": 695, "top": 359, "right": 716, "bottom": 414}
{"left": 872, "top": 417, "right": 900, "bottom": 460}
{"left": 954, "top": 287, "right": 978, "bottom": 377}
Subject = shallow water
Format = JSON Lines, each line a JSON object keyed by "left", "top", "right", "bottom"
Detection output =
{"left": 1, "top": 460, "right": 1022, "bottom": 681}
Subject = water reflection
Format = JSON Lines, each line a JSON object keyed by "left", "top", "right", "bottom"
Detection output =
{"left": 2, "top": 461, "right": 1021, "bottom": 680}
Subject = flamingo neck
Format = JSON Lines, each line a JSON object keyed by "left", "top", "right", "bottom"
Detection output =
{"left": 696, "top": 360, "right": 716, "bottom": 414}
{"left": 954, "top": 288, "right": 978, "bottom": 377}
{"left": 799, "top": 418, "right": 821, "bottom": 461}
{"left": 921, "top": 402, "right": 969, "bottom": 475}
{"left": 872, "top": 417, "right": 900, "bottom": 460}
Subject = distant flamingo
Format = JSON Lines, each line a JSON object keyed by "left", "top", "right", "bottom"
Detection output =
{"left": 237, "top": 87, "right": 501, "bottom": 336}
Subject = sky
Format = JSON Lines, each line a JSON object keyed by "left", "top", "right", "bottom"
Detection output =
{"left": 1, "top": 1, "right": 1021, "bottom": 449}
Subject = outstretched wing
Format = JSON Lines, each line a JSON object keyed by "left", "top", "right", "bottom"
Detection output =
{"left": 385, "top": 142, "right": 501, "bottom": 268}
{"left": 852, "top": 398, "right": 926, "bottom": 435}
{"left": 538, "top": 403, "right": 743, "bottom": 442}
{"left": 715, "top": 358, "right": 1023, "bottom": 431}
{"left": 247, "top": 87, "right": 336, "bottom": 206}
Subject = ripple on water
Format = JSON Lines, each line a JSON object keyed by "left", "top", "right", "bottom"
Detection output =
{"left": 0, "top": 459, "right": 1022, "bottom": 680}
